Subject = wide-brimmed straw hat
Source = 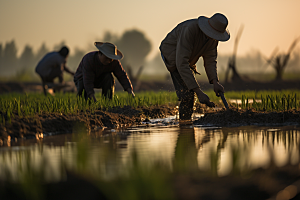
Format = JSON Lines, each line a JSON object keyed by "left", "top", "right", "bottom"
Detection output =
{"left": 94, "top": 42, "right": 123, "bottom": 60}
{"left": 198, "top": 13, "right": 230, "bottom": 41}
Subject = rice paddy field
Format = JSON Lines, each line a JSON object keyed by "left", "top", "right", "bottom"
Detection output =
{"left": 0, "top": 89, "right": 299, "bottom": 141}
{"left": 1, "top": 89, "right": 300, "bottom": 200}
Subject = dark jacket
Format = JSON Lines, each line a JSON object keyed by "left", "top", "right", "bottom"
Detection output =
{"left": 35, "top": 52, "right": 66, "bottom": 78}
{"left": 160, "top": 18, "right": 219, "bottom": 90}
{"left": 74, "top": 51, "right": 132, "bottom": 96}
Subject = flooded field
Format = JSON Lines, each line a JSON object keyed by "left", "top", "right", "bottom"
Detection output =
{"left": 1, "top": 90, "right": 300, "bottom": 199}
{"left": 1, "top": 123, "right": 299, "bottom": 179}
{"left": 1, "top": 117, "right": 300, "bottom": 200}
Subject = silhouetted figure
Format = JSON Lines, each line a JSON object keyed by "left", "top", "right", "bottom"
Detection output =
{"left": 35, "top": 46, "right": 74, "bottom": 95}
{"left": 74, "top": 42, "right": 134, "bottom": 102}
{"left": 160, "top": 13, "right": 230, "bottom": 121}
{"left": 173, "top": 127, "right": 198, "bottom": 172}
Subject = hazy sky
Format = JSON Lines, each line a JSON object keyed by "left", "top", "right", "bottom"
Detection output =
{"left": 1, "top": 0, "right": 300, "bottom": 59}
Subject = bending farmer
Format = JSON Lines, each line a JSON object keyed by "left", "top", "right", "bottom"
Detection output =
{"left": 35, "top": 46, "right": 74, "bottom": 95}
{"left": 74, "top": 42, "right": 134, "bottom": 102}
{"left": 159, "top": 13, "right": 230, "bottom": 120}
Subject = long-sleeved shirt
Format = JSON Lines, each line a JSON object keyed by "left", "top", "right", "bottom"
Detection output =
{"left": 159, "top": 18, "right": 219, "bottom": 90}
{"left": 74, "top": 51, "right": 133, "bottom": 96}
{"left": 35, "top": 51, "right": 67, "bottom": 78}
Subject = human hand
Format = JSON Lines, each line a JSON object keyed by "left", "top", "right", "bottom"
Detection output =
{"left": 212, "top": 79, "right": 224, "bottom": 97}
{"left": 193, "top": 88, "right": 215, "bottom": 107}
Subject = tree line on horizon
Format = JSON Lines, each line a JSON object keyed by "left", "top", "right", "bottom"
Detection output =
{"left": 0, "top": 29, "right": 300, "bottom": 82}
{"left": 0, "top": 29, "right": 152, "bottom": 81}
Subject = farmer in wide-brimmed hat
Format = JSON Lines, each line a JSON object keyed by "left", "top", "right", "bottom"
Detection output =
{"left": 74, "top": 42, "right": 134, "bottom": 102}
{"left": 160, "top": 13, "right": 230, "bottom": 121}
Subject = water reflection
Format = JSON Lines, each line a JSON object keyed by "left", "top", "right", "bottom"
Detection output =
{"left": 173, "top": 126, "right": 198, "bottom": 172}
{"left": 0, "top": 125, "right": 299, "bottom": 182}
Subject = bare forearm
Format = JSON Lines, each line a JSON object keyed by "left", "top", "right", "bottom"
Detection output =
{"left": 64, "top": 66, "right": 75, "bottom": 75}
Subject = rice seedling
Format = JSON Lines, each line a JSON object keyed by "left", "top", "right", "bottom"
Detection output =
{"left": 0, "top": 91, "right": 178, "bottom": 121}
{"left": 239, "top": 93, "right": 298, "bottom": 111}
{"left": 0, "top": 90, "right": 299, "bottom": 124}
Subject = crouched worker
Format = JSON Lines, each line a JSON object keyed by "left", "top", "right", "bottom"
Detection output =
{"left": 35, "top": 46, "right": 74, "bottom": 95}
{"left": 159, "top": 13, "right": 230, "bottom": 121}
{"left": 74, "top": 42, "right": 134, "bottom": 102}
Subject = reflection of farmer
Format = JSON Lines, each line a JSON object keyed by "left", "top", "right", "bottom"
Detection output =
{"left": 160, "top": 13, "right": 230, "bottom": 121}
{"left": 35, "top": 46, "right": 75, "bottom": 95}
{"left": 173, "top": 127, "right": 198, "bottom": 172}
{"left": 74, "top": 42, "right": 134, "bottom": 102}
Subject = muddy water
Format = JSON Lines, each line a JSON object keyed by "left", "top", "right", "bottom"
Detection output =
{"left": 0, "top": 117, "right": 299, "bottom": 182}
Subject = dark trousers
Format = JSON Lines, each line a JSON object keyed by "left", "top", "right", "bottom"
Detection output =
{"left": 38, "top": 69, "right": 63, "bottom": 95}
{"left": 161, "top": 53, "right": 195, "bottom": 120}
{"left": 75, "top": 73, "right": 115, "bottom": 100}
{"left": 170, "top": 70, "right": 195, "bottom": 120}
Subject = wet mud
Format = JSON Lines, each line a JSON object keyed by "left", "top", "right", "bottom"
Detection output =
{"left": 1, "top": 103, "right": 300, "bottom": 144}
{"left": 1, "top": 81, "right": 300, "bottom": 199}
{"left": 0, "top": 105, "right": 178, "bottom": 143}
{"left": 195, "top": 107, "right": 300, "bottom": 127}
{"left": 1, "top": 104, "right": 300, "bottom": 200}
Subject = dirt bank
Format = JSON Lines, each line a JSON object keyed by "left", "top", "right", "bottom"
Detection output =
{"left": 195, "top": 107, "right": 300, "bottom": 127}
{"left": 0, "top": 105, "right": 178, "bottom": 144}
{"left": 1, "top": 102, "right": 300, "bottom": 146}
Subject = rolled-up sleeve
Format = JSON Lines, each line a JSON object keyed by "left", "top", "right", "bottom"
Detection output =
{"left": 202, "top": 42, "right": 219, "bottom": 84}
{"left": 82, "top": 58, "right": 96, "bottom": 96}
{"left": 176, "top": 27, "right": 199, "bottom": 90}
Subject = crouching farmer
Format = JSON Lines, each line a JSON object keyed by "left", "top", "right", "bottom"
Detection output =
{"left": 74, "top": 42, "right": 134, "bottom": 102}
{"left": 159, "top": 13, "right": 230, "bottom": 121}
{"left": 35, "top": 46, "right": 74, "bottom": 95}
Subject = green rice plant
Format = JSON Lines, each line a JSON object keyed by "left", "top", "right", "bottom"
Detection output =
{"left": 0, "top": 90, "right": 299, "bottom": 122}
{"left": 252, "top": 97, "right": 257, "bottom": 110}
{"left": 237, "top": 91, "right": 300, "bottom": 111}
{"left": 241, "top": 95, "right": 248, "bottom": 109}
{"left": 0, "top": 91, "right": 179, "bottom": 122}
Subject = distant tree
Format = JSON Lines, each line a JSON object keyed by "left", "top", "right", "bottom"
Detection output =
{"left": 225, "top": 25, "right": 243, "bottom": 83}
{"left": 19, "top": 44, "right": 35, "bottom": 69}
{"left": 102, "top": 31, "right": 119, "bottom": 44}
{"left": 266, "top": 38, "right": 299, "bottom": 80}
{"left": 288, "top": 49, "right": 300, "bottom": 69}
{"left": 68, "top": 48, "right": 85, "bottom": 71}
{"left": 35, "top": 42, "right": 49, "bottom": 62}
{"left": 116, "top": 29, "right": 151, "bottom": 75}
{"left": 2, "top": 40, "right": 18, "bottom": 75}
{"left": 144, "top": 52, "right": 167, "bottom": 76}
{"left": 53, "top": 41, "right": 67, "bottom": 51}
{"left": 0, "top": 43, "right": 3, "bottom": 69}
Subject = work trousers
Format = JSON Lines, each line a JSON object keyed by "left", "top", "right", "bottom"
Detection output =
{"left": 170, "top": 70, "right": 195, "bottom": 120}
{"left": 38, "top": 68, "right": 64, "bottom": 95}
{"left": 161, "top": 53, "right": 195, "bottom": 120}
{"left": 75, "top": 73, "right": 115, "bottom": 100}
